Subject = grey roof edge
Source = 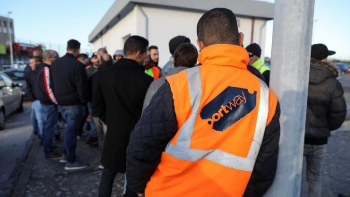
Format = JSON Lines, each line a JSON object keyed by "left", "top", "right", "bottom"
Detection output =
{"left": 88, "top": 0, "right": 131, "bottom": 42}
{"left": 89, "top": 0, "right": 275, "bottom": 43}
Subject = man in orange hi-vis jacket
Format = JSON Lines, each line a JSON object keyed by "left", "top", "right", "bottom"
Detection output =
{"left": 127, "top": 8, "right": 280, "bottom": 197}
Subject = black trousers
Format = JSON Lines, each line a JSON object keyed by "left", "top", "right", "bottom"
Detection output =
{"left": 99, "top": 168, "right": 138, "bottom": 197}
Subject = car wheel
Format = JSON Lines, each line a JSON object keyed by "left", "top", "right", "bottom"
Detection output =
{"left": 17, "top": 97, "right": 24, "bottom": 113}
{"left": 0, "top": 110, "right": 5, "bottom": 131}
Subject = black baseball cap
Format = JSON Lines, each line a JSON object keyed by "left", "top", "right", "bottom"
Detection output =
{"left": 91, "top": 52, "right": 98, "bottom": 59}
{"left": 311, "top": 44, "right": 336, "bottom": 60}
{"left": 169, "top": 36, "right": 191, "bottom": 56}
{"left": 246, "top": 43, "right": 262, "bottom": 58}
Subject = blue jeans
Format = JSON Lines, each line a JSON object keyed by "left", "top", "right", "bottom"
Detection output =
{"left": 304, "top": 144, "right": 326, "bottom": 197}
{"left": 32, "top": 101, "right": 44, "bottom": 136}
{"left": 88, "top": 102, "right": 97, "bottom": 138}
{"left": 31, "top": 106, "right": 38, "bottom": 132}
{"left": 42, "top": 104, "right": 58, "bottom": 156}
{"left": 59, "top": 105, "right": 84, "bottom": 163}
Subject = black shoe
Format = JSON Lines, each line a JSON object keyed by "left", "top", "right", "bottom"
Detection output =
{"left": 52, "top": 145, "right": 60, "bottom": 151}
{"left": 86, "top": 137, "right": 98, "bottom": 145}
{"left": 33, "top": 131, "right": 38, "bottom": 135}
{"left": 86, "top": 122, "right": 91, "bottom": 131}
{"left": 55, "top": 135, "right": 61, "bottom": 142}
{"left": 89, "top": 141, "right": 99, "bottom": 147}
{"left": 39, "top": 139, "right": 43, "bottom": 146}
{"left": 339, "top": 194, "right": 350, "bottom": 197}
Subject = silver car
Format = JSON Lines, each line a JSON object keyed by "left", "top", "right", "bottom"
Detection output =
{"left": 0, "top": 72, "right": 23, "bottom": 130}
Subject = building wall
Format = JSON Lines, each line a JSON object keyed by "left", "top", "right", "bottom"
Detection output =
{"left": 92, "top": 8, "right": 137, "bottom": 53}
{"left": 92, "top": 6, "right": 269, "bottom": 66}
{"left": 140, "top": 6, "right": 269, "bottom": 66}
{"left": 0, "top": 17, "right": 15, "bottom": 45}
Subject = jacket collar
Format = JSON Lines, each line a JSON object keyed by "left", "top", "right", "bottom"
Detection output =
{"left": 65, "top": 53, "right": 76, "bottom": 59}
{"left": 117, "top": 58, "right": 143, "bottom": 70}
{"left": 42, "top": 63, "right": 50, "bottom": 67}
{"left": 251, "top": 58, "right": 264, "bottom": 69}
{"left": 164, "top": 66, "right": 188, "bottom": 77}
{"left": 198, "top": 44, "right": 249, "bottom": 69}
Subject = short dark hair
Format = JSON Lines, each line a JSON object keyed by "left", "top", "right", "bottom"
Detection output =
{"left": 78, "top": 53, "right": 89, "bottom": 60}
{"left": 148, "top": 46, "right": 158, "bottom": 51}
{"left": 98, "top": 48, "right": 108, "bottom": 54}
{"left": 197, "top": 8, "right": 240, "bottom": 46}
{"left": 124, "top": 36, "right": 149, "bottom": 57}
{"left": 67, "top": 39, "right": 81, "bottom": 51}
{"left": 174, "top": 43, "right": 198, "bottom": 68}
{"left": 30, "top": 56, "right": 42, "bottom": 63}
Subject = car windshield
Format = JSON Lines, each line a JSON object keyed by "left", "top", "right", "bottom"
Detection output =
{"left": 5, "top": 71, "right": 25, "bottom": 80}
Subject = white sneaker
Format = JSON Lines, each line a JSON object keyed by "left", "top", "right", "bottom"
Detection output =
{"left": 98, "top": 164, "right": 104, "bottom": 170}
{"left": 59, "top": 155, "right": 67, "bottom": 164}
{"left": 65, "top": 160, "right": 88, "bottom": 171}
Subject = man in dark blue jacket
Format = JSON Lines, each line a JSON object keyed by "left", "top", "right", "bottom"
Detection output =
{"left": 25, "top": 56, "right": 44, "bottom": 140}
{"left": 37, "top": 50, "right": 61, "bottom": 159}
{"left": 51, "top": 39, "right": 88, "bottom": 171}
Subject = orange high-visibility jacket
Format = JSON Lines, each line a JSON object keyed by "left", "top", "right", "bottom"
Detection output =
{"left": 145, "top": 44, "right": 279, "bottom": 197}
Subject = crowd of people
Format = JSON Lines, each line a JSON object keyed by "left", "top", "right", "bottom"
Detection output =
{"left": 23, "top": 8, "right": 347, "bottom": 197}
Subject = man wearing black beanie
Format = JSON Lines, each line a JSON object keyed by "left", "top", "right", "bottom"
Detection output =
{"left": 161, "top": 36, "right": 191, "bottom": 77}
{"left": 246, "top": 43, "right": 270, "bottom": 86}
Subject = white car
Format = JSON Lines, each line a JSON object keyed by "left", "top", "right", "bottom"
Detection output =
{"left": 0, "top": 72, "right": 23, "bottom": 130}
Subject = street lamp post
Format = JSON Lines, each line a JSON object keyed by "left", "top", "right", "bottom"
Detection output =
{"left": 8, "top": 12, "right": 14, "bottom": 68}
{"left": 312, "top": 19, "right": 319, "bottom": 44}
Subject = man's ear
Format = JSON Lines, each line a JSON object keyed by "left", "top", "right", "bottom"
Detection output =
{"left": 135, "top": 51, "right": 141, "bottom": 60}
{"left": 239, "top": 32, "right": 244, "bottom": 47}
{"left": 197, "top": 39, "right": 205, "bottom": 51}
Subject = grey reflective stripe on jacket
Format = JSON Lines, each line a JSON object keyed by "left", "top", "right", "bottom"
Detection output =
{"left": 165, "top": 67, "right": 270, "bottom": 171}
{"left": 143, "top": 66, "right": 188, "bottom": 111}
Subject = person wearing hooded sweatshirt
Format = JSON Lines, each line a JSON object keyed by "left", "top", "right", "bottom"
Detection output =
{"left": 143, "top": 43, "right": 198, "bottom": 110}
{"left": 304, "top": 44, "right": 346, "bottom": 197}
{"left": 161, "top": 36, "right": 191, "bottom": 77}
{"left": 113, "top": 50, "right": 124, "bottom": 62}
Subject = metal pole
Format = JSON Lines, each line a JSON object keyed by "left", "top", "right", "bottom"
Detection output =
{"left": 264, "top": 0, "right": 315, "bottom": 196}
{"left": 8, "top": 12, "right": 14, "bottom": 67}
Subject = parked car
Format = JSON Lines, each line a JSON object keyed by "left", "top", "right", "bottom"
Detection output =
{"left": 3, "top": 68, "right": 28, "bottom": 99}
{"left": 335, "top": 63, "right": 350, "bottom": 75}
{"left": 14, "top": 61, "right": 29, "bottom": 69}
{"left": 0, "top": 72, "right": 23, "bottom": 130}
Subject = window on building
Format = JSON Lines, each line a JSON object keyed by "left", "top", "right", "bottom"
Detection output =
{"left": 3, "top": 21, "right": 6, "bottom": 27}
{"left": 10, "top": 22, "right": 12, "bottom": 29}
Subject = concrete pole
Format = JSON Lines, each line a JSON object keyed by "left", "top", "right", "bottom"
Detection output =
{"left": 8, "top": 12, "right": 14, "bottom": 67}
{"left": 264, "top": 0, "right": 315, "bottom": 196}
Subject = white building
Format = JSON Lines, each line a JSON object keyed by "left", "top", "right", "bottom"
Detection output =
{"left": 89, "top": 0, "right": 274, "bottom": 66}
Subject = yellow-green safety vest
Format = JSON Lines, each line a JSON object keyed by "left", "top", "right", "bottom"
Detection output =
{"left": 252, "top": 58, "right": 270, "bottom": 74}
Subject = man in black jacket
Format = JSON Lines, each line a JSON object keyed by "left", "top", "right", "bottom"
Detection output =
{"left": 85, "top": 53, "right": 99, "bottom": 146}
{"left": 51, "top": 39, "right": 88, "bottom": 171}
{"left": 37, "top": 50, "right": 61, "bottom": 159}
{"left": 26, "top": 56, "right": 44, "bottom": 139}
{"left": 92, "top": 36, "right": 152, "bottom": 197}
{"left": 304, "top": 44, "right": 346, "bottom": 197}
